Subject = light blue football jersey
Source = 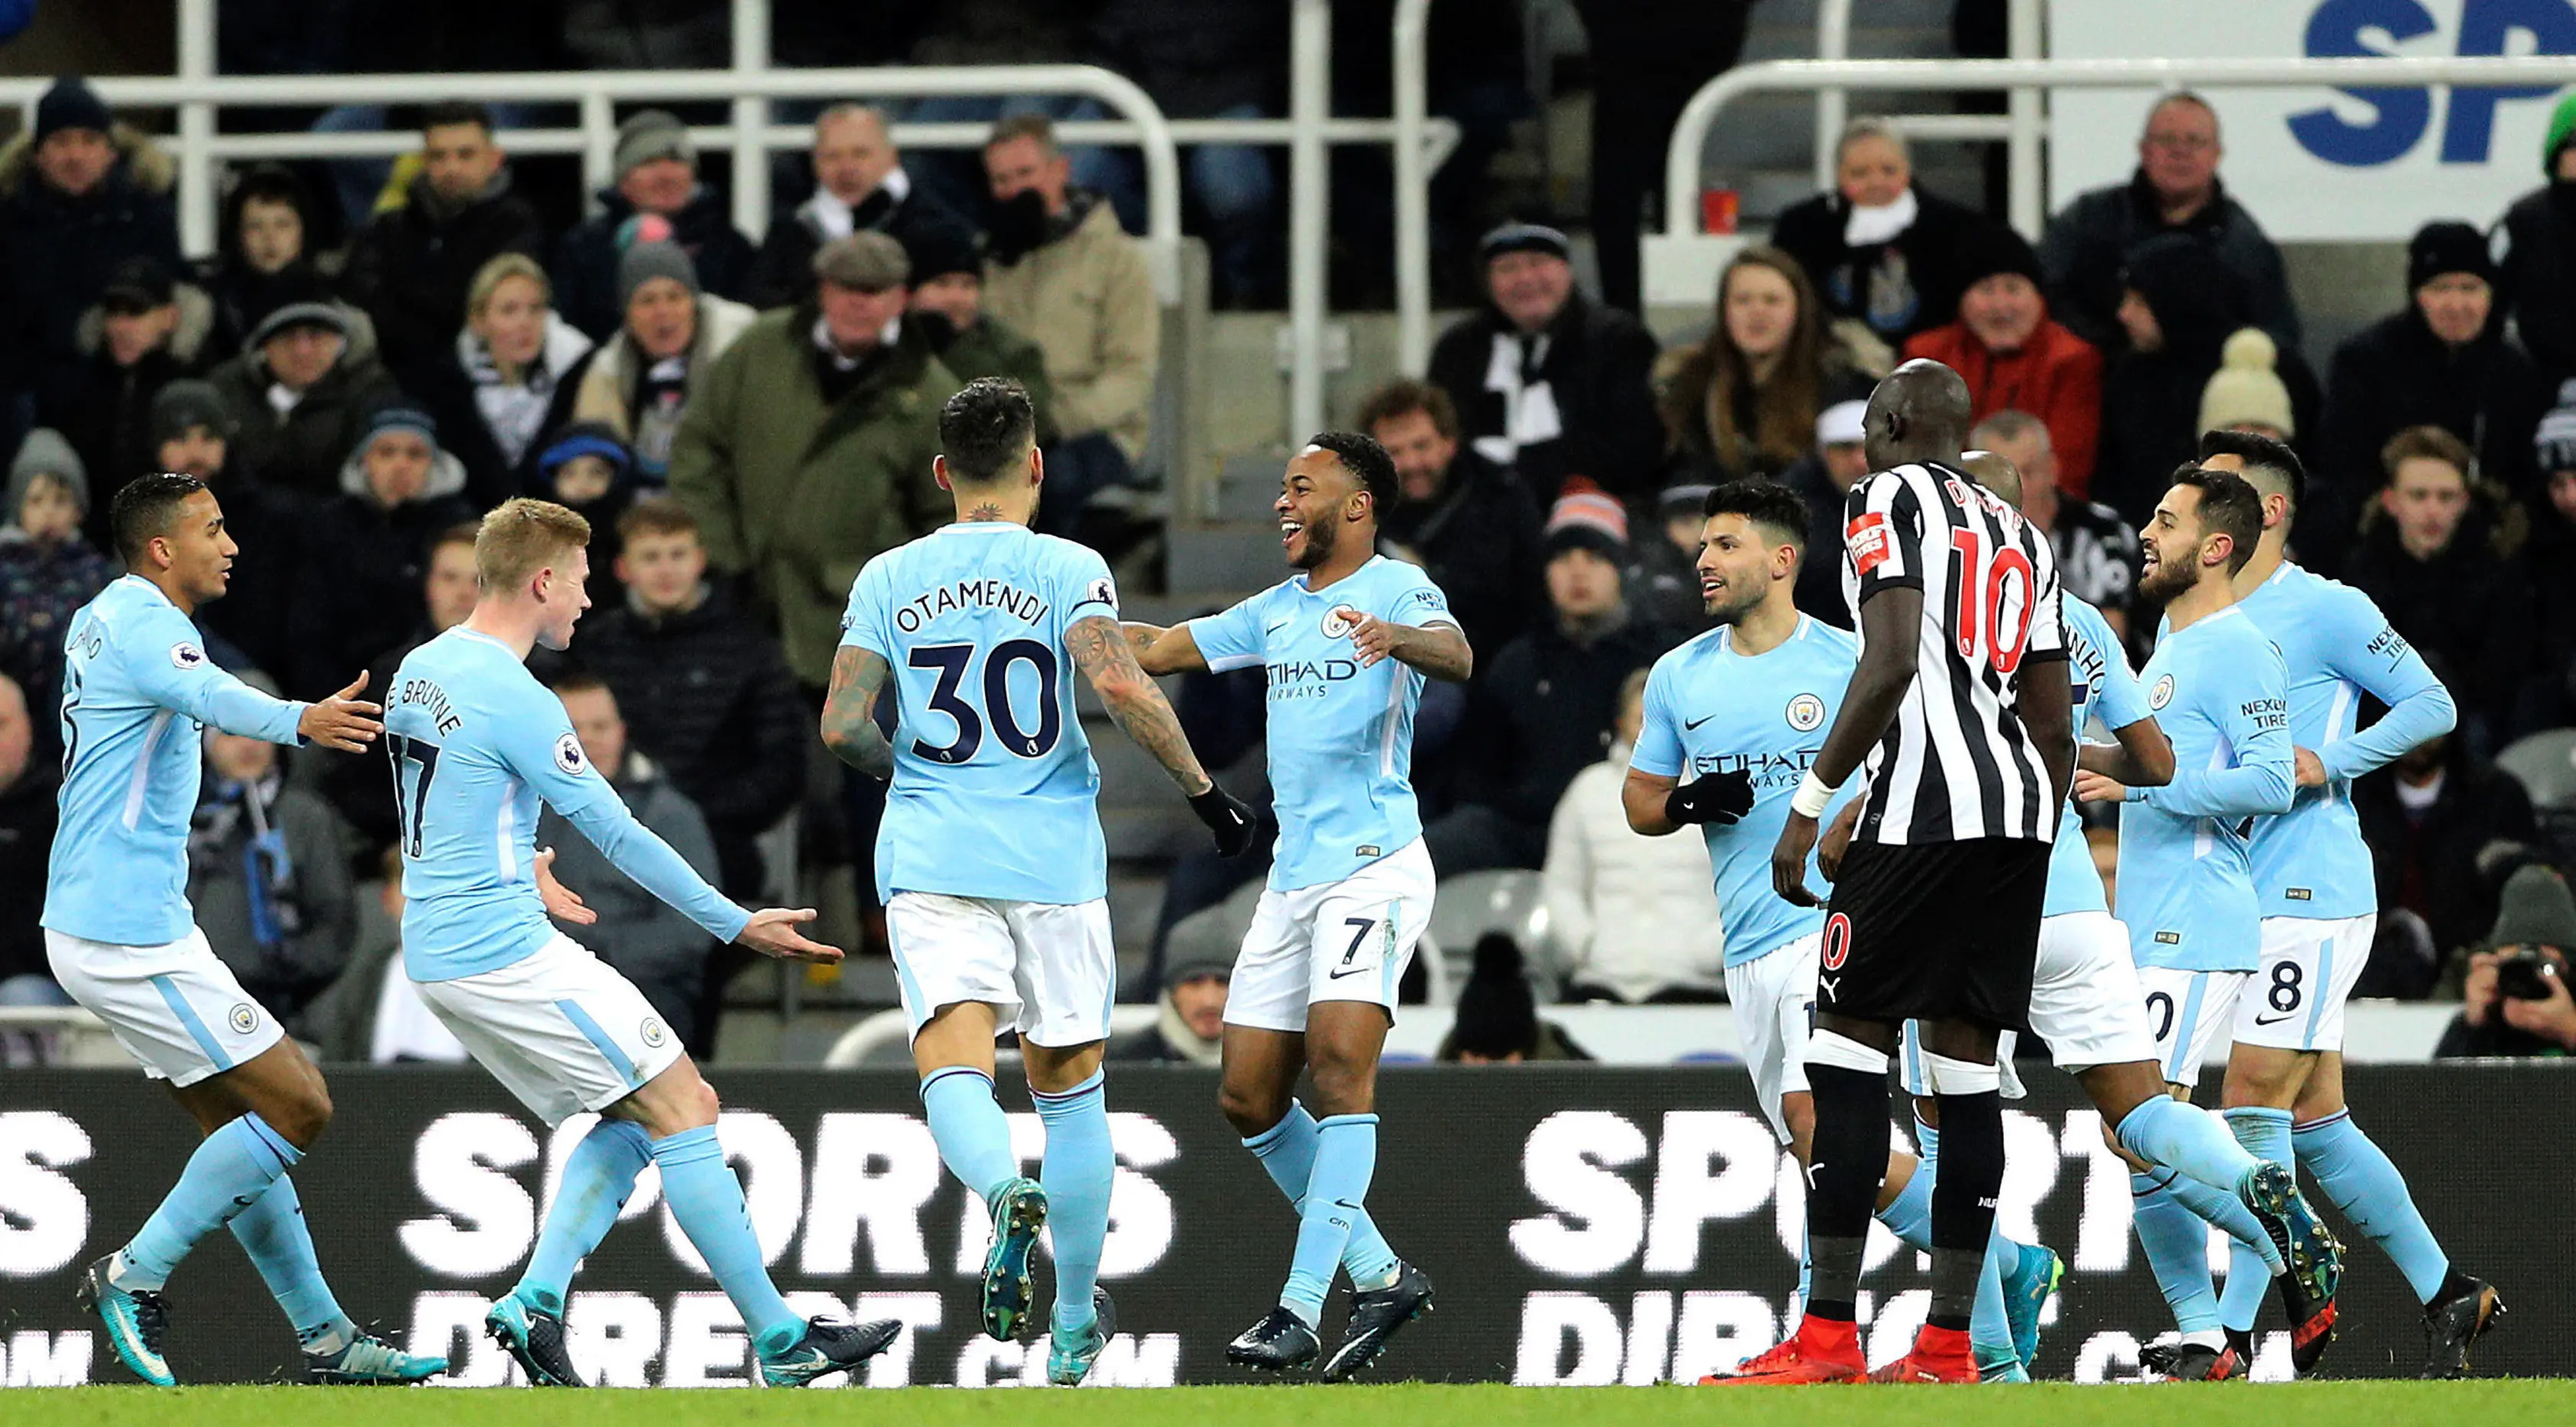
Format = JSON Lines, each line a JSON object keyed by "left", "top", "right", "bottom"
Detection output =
{"left": 44, "top": 576, "right": 309, "bottom": 946}
{"left": 1188, "top": 555, "right": 1456, "bottom": 891}
{"left": 2047, "top": 595, "right": 2153, "bottom": 918}
{"left": 2116, "top": 606, "right": 2293, "bottom": 972}
{"left": 1630, "top": 616, "right": 1860, "bottom": 967}
{"left": 840, "top": 521, "right": 1119, "bottom": 904}
{"left": 2233, "top": 563, "right": 2455, "bottom": 921}
{"left": 389, "top": 627, "right": 750, "bottom": 981}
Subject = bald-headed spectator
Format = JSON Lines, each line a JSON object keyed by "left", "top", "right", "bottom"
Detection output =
{"left": 553, "top": 109, "right": 757, "bottom": 341}
{"left": 0, "top": 672, "right": 63, "bottom": 1012}
{"left": 0, "top": 77, "right": 184, "bottom": 431}
{"left": 1428, "top": 222, "right": 1663, "bottom": 501}
{"left": 345, "top": 102, "right": 548, "bottom": 380}
{"left": 2038, "top": 92, "right": 2300, "bottom": 354}
{"left": 979, "top": 114, "right": 1159, "bottom": 538}
{"left": 669, "top": 230, "right": 952, "bottom": 693}
{"left": 1972, "top": 409, "right": 2138, "bottom": 641}
{"left": 747, "top": 103, "right": 967, "bottom": 311}
{"left": 1359, "top": 377, "right": 1546, "bottom": 657}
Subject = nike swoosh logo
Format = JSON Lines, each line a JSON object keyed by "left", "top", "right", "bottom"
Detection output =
{"left": 2253, "top": 1011, "right": 2298, "bottom": 1026}
{"left": 1327, "top": 966, "right": 1371, "bottom": 980}
{"left": 1685, "top": 714, "right": 1715, "bottom": 730}
{"left": 1264, "top": 619, "right": 1291, "bottom": 635}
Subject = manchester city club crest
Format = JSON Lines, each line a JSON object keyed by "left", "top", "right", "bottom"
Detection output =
{"left": 2151, "top": 674, "right": 2175, "bottom": 710}
{"left": 228, "top": 1003, "right": 260, "bottom": 1035}
{"left": 1787, "top": 693, "right": 1826, "bottom": 731}
{"left": 640, "top": 1017, "right": 668, "bottom": 1049}
{"left": 1322, "top": 606, "right": 1358, "bottom": 638}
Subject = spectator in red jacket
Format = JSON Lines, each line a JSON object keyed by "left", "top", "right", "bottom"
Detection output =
{"left": 1904, "top": 223, "right": 2104, "bottom": 497}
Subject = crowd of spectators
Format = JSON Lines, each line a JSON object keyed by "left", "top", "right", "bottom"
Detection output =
{"left": 8, "top": 50, "right": 2576, "bottom": 1057}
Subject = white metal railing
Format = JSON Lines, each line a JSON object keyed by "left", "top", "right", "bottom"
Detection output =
{"left": 1815, "top": 0, "right": 2045, "bottom": 237}
{"left": 1669, "top": 54, "right": 2576, "bottom": 253}
{"left": 13, "top": 0, "right": 1454, "bottom": 439}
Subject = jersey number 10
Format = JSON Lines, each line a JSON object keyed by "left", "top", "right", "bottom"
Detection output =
{"left": 909, "top": 640, "right": 1064, "bottom": 762}
{"left": 1948, "top": 528, "right": 2036, "bottom": 675}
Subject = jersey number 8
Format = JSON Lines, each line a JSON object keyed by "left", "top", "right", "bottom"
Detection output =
{"left": 1948, "top": 527, "right": 2037, "bottom": 675}
{"left": 909, "top": 640, "right": 1063, "bottom": 762}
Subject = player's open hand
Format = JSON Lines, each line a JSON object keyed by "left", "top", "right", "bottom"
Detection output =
{"left": 532, "top": 847, "right": 597, "bottom": 926}
{"left": 1772, "top": 812, "right": 1822, "bottom": 907}
{"left": 299, "top": 671, "right": 383, "bottom": 752}
{"left": 737, "top": 907, "right": 845, "bottom": 964}
{"left": 1340, "top": 608, "right": 1400, "bottom": 668}
{"left": 2293, "top": 746, "right": 2327, "bottom": 789}
{"left": 2073, "top": 769, "right": 2130, "bottom": 805}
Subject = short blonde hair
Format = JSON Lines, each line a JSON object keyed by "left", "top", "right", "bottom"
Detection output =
{"left": 467, "top": 252, "right": 550, "bottom": 321}
{"left": 476, "top": 497, "right": 591, "bottom": 593}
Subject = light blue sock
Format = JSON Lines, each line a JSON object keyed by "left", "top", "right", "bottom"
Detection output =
{"left": 1902, "top": 1125, "right": 2017, "bottom": 1362}
{"left": 1034, "top": 1071, "right": 1113, "bottom": 1334}
{"left": 2132, "top": 1171, "right": 2221, "bottom": 1333}
{"left": 518, "top": 1119, "right": 653, "bottom": 1314}
{"left": 1243, "top": 1101, "right": 1401, "bottom": 1290}
{"left": 650, "top": 1126, "right": 803, "bottom": 1355}
{"left": 1281, "top": 1113, "right": 1378, "bottom": 1326}
{"left": 118, "top": 1112, "right": 301, "bottom": 1290}
{"left": 2117, "top": 1095, "right": 2260, "bottom": 1195}
{"left": 2216, "top": 1108, "right": 2293, "bottom": 1331}
{"left": 920, "top": 1066, "right": 1018, "bottom": 1205}
{"left": 2295, "top": 1110, "right": 2448, "bottom": 1304}
{"left": 2164, "top": 1174, "right": 2283, "bottom": 1272}
{"left": 227, "top": 1177, "right": 355, "bottom": 1354}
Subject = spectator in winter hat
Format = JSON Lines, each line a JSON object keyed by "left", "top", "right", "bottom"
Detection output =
{"left": 1426, "top": 490, "right": 1674, "bottom": 876}
{"left": 2198, "top": 328, "right": 2296, "bottom": 442}
{"left": 901, "top": 219, "right": 1054, "bottom": 441}
{"left": 570, "top": 240, "right": 756, "bottom": 484}
{"left": 551, "top": 109, "right": 756, "bottom": 340}
{"left": 1904, "top": 222, "right": 2104, "bottom": 497}
{"left": 288, "top": 400, "right": 476, "bottom": 700}
{"left": 0, "top": 428, "right": 113, "bottom": 760}
{"left": 2492, "top": 89, "right": 2576, "bottom": 384}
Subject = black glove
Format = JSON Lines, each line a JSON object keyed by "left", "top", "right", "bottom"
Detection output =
{"left": 1666, "top": 767, "right": 1756, "bottom": 826}
{"left": 1190, "top": 784, "right": 1259, "bottom": 857}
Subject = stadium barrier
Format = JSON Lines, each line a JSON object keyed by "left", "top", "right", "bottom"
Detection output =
{"left": 2, "top": 1065, "right": 2565, "bottom": 1386}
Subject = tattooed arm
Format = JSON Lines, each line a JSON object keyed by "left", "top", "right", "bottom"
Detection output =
{"left": 819, "top": 645, "right": 897, "bottom": 780}
{"left": 1067, "top": 615, "right": 1213, "bottom": 795}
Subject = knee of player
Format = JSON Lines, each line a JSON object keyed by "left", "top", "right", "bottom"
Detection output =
{"left": 275, "top": 1082, "right": 334, "bottom": 1148}
{"left": 1216, "top": 1079, "right": 1289, "bottom": 1137}
{"left": 1303, "top": 1055, "right": 1378, "bottom": 1118}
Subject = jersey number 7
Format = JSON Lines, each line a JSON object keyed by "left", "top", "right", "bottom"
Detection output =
{"left": 1948, "top": 528, "right": 2037, "bottom": 675}
{"left": 387, "top": 733, "right": 443, "bottom": 858}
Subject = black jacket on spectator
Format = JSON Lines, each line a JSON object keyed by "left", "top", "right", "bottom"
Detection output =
{"left": 2094, "top": 234, "right": 2250, "bottom": 528}
{"left": 554, "top": 585, "right": 806, "bottom": 900}
{"left": 44, "top": 285, "right": 218, "bottom": 508}
{"left": 2319, "top": 307, "right": 2549, "bottom": 511}
{"left": 744, "top": 178, "right": 966, "bottom": 311}
{"left": 1459, "top": 609, "right": 1671, "bottom": 831}
{"left": 287, "top": 450, "right": 476, "bottom": 700}
{"left": 0, "top": 765, "right": 55, "bottom": 988}
{"left": 345, "top": 169, "right": 548, "bottom": 379}
{"left": 2496, "top": 178, "right": 2576, "bottom": 383}
{"left": 2434, "top": 1007, "right": 2569, "bottom": 1059}
{"left": 1770, "top": 181, "right": 1983, "bottom": 348}
{"left": 1427, "top": 292, "right": 1664, "bottom": 501}
{"left": 2344, "top": 510, "right": 2533, "bottom": 743}
{"left": 2521, "top": 507, "right": 2576, "bottom": 733}
{"left": 198, "top": 166, "right": 339, "bottom": 358}
{"left": 2355, "top": 742, "right": 2536, "bottom": 961}
{"left": 0, "top": 126, "right": 183, "bottom": 410}
{"left": 2037, "top": 168, "right": 2300, "bottom": 354}
{"left": 208, "top": 346, "right": 400, "bottom": 505}
{"left": 554, "top": 188, "right": 757, "bottom": 341}
{"left": 191, "top": 477, "right": 303, "bottom": 687}
{"left": 1781, "top": 456, "right": 1856, "bottom": 629}
{"left": 1378, "top": 447, "right": 1546, "bottom": 660}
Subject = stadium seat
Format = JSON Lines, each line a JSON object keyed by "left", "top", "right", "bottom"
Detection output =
{"left": 1426, "top": 870, "right": 1557, "bottom": 1003}
{"left": 2496, "top": 729, "right": 2576, "bottom": 807}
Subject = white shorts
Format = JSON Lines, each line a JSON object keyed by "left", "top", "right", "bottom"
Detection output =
{"left": 46, "top": 927, "right": 286, "bottom": 1087}
{"left": 1723, "top": 933, "right": 1817, "bottom": 1145}
{"left": 1899, "top": 911, "right": 2159, "bottom": 1099}
{"left": 415, "top": 933, "right": 685, "bottom": 1126}
{"left": 2236, "top": 914, "right": 2377, "bottom": 1053}
{"left": 1224, "top": 840, "right": 1432, "bottom": 1034}
{"left": 2137, "top": 965, "right": 2250, "bottom": 1089}
{"left": 884, "top": 893, "right": 1116, "bottom": 1047}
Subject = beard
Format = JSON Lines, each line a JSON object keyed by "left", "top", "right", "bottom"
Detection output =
{"left": 1290, "top": 514, "right": 1339, "bottom": 570}
{"left": 1702, "top": 580, "right": 1763, "bottom": 626}
{"left": 2137, "top": 547, "right": 2194, "bottom": 603}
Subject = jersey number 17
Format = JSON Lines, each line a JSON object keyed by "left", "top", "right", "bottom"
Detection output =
{"left": 387, "top": 733, "right": 443, "bottom": 857}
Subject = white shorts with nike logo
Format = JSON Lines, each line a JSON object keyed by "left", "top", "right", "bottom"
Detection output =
{"left": 1223, "top": 838, "right": 1432, "bottom": 1034}
{"left": 2235, "top": 913, "right": 2377, "bottom": 1053}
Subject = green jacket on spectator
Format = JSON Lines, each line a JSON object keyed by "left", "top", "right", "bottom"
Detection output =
{"left": 667, "top": 306, "right": 953, "bottom": 687}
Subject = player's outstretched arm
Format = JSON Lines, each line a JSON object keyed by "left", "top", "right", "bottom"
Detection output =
{"left": 1120, "top": 621, "right": 1210, "bottom": 676}
{"left": 1342, "top": 612, "right": 1473, "bottom": 681}
{"left": 819, "top": 645, "right": 897, "bottom": 780}
{"left": 735, "top": 906, "right": 843, "bottom": 964}
{"left": 1070, "top": 616, "right": 1257, "bottom": 855}
{"left": 296, "top": 671, "right": 385, "bottom": 753}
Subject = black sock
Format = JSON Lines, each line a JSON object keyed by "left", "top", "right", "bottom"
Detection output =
{"left": 1804, "top": 1062, "right": 1892, "bottom": 1320}
{"left": 1927, "top": 1088, "right": 2003, "bottom": 1331}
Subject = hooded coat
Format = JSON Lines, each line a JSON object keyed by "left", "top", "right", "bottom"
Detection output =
{"left": 0, "top": 430, "right": 113, "bottom": 755}
{"left": 0, "top": 123, "right": 184, "bottom": 406}
{"left": 208, "top": 332, "right": 400, "bottom": 505}
{"left": 46, "top": 282, "right": 219, "bottom": 511}
{"left": 286, "top": 429, "right": 475, "bottom": 699}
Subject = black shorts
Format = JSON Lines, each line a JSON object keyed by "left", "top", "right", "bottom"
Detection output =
{"left": 1819, "top": 837, "right": 2051, "bottom": 1033}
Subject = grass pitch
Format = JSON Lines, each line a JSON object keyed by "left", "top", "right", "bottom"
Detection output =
{"left": 0, "top": 1381, "right": 2565, "bottom": 1427}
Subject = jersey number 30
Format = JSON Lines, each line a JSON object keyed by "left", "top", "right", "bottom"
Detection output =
{"left": 1949, "top": 528, "right": 2037, "bottom": 674}
{"left": 909, "top": 641, "right": 1063, "bottom": 762}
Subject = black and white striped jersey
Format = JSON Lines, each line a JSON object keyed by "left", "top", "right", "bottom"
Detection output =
{"left": 1840, "top": 459, "right": 2068, "bottom": 845}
